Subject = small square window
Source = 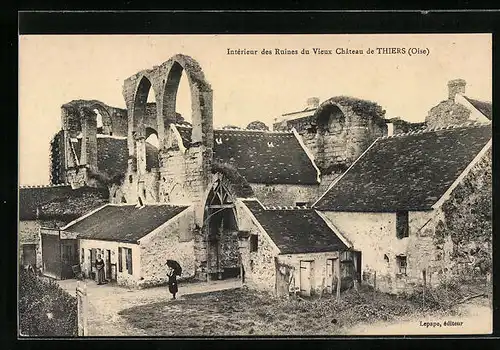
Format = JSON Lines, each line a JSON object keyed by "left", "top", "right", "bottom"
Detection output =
{"left": 396, "top": 255, "right": 407, "bottom": 275}
{"left": 250, "top": 235, "right": 258, "bottom": 252}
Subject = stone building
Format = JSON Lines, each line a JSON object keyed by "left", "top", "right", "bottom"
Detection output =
{"left": 313, "top": 123, "right": 492, "bottom": 294}
{"left": 58, "top": 203, "right": 193, "bottom": 287}
{"left": 426, "top": 79, "right": 492, "bottom": 129}
{"left": 23, "top": 53, "right": 491, "bottom": 296}
{"left": 236, "top": 199, "right": 357, "bottom": 297}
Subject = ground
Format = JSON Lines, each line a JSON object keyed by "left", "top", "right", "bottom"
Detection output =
{"left": 58, "top": 278, "right": 492, "bottom": 336}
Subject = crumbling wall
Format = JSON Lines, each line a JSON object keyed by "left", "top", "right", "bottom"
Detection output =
{"left": 250, "top": 183, "right": 319, "bottom": 206}
{"left": 436, "top": 148, "right": 492, "bottom": 277}
{"left": 235, "top": 201, "right": 278, "bottom": 293}
{"left": 426, "top": 100, "right": 471, "bottom": 129}
{"left": 296, "top": 98, "right": 387, "bottom": 174}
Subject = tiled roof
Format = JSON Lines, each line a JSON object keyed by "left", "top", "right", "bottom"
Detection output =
{"left": 19, "top": 185, "right": 108, "bottom": 221}
{"left": 243, "top": 199, "right": 348, "bottom": 254}
{"left": 66, "top": 204, "right": 189, "bottom": 243}
{"left": 176, "top": 126, "right": 318, "bottom": 185}
{"left": 463, "top": 96, "right": 492, "bottom": 120}
{"left": 314, "top": 124, "right": 492, "bottom": 212}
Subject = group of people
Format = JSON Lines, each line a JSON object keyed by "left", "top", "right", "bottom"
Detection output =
{"left": 93, "top": 254, "right": 179, "bottom": 299}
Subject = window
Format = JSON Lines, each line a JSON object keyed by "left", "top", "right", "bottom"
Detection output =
{"left": 118, "top": 247, "right": 123, "bottom": 272}
{"left": 396, "top": 211, "right": 409, "bottom": 239}
{"left": 81, "top": 248, "right": 84, "bottom": 264}
{"left": 396, "top": 255, "right": 407, "bottom": 275}
{"left": 340, "top": 251, "right": 352, "bottom": 262}
{"left": 250, "top": 235, "right": 258, "bottom": 252}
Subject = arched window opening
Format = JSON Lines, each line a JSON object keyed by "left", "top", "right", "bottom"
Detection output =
{"left": 317, "top": 105, "right": 345, "bottom": 134}
{"left": 94, "top": 108, "right": 104, "bottom": 133}
{"left": 145, "top": 127, "right": 159, "bottom": 172}
{"left": 163, "top": 62, "right": 193, "bottom": 130}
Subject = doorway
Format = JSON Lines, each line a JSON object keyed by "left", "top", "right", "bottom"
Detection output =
{"left": 22, "top": 244, "right": 36, "bottom": 267}
{"left": 105, "top": 250, "right": 112, "bottom": 281}
{"left": 326, "top": 258, "right": 338, "bottom": 293}
{"left": 300, "top": 260, "right": 314, "bottom": 296}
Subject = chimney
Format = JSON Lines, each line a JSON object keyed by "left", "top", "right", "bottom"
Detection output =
{"left": 447, "top": 79, "right": 466, "bottom": 100}
{"left": 306, "top": 97, "right": 320, "bottom": 109}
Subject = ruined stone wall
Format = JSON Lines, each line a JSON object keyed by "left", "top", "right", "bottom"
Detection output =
{"left": 235, "top": 201, "right": 279, "bottom": 293}
{"left": 435, "top": 148, "right": 492, "bottom": 277}
{"left": 426, "top": 100, "right": 471, "bottom": 129}
{"left": 79, "top": 238, "right": 141, "bottom": 288}
{"left": 139, "top": 206, "right": 196, "bottom": 287}
{"left": 106, "top": 106, "right": 128, "bottom": 136}
{"left": 65, "top": 166, "right": 89, "bottom": 188}
{"left": 299, "top": 106, "right": 386, "bottom": 174}
{"left": 250, "top": 183, "right": 319, "bottom": 206}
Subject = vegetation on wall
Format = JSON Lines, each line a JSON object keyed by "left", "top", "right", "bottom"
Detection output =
{"left": 49, "top": 131, "right": 65, "bottom": 185}
{"left": 211, "top": 161, "right": 254, "bottom": 198}
{"left": 439, "top": 151, "right": 492, "bottom": 275}
{"left": 19, "top": 270, "right": 77, "bottom": 336}
{"left": 246, "top": 121, "right": 269, "bottom": 131}
{"left": 327, "top": 96, "right": 386, "bottom": 120}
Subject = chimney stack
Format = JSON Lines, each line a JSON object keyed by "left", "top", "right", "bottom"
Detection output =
{"left": 447, "top": 79, "right": 466, "bottom": 100}
{"left": 306, "top": 97, "right": 320, "bottom": 109}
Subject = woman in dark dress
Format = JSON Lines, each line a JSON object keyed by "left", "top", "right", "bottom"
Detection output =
{"left": 95, "top": 254, "right": 105, "bottom": 285}
{"left": 166, "top": 266, "right": 178, "bottom": 299}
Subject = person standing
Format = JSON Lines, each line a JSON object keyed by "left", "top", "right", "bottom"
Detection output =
{"left": 166, "top": 266, "right": 178, "bottom": 299}
{"left": 95, "top": 254, "right": 105, "bottom": 285}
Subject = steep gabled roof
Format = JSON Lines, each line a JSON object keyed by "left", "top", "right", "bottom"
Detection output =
{"left": 242, "top": 199, "right": 348, "bottom": 254}
{"left": 176, "top": 126, "right": 318, "bottom": 185}
{"left": 463, "top": 96, "right": 492, "bottom": 120}
{"left": 314, "top": 124, "right": 492, "bottom": 212}
{"left": 65, "top": 204, "right": 188, "bottom": 243}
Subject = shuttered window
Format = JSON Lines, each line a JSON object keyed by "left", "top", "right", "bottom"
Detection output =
{"left": 118, "top": 247, "right": 123, "bottom": 272}
{"left": 126, "top": 248, "right": 133, "bottom": 275}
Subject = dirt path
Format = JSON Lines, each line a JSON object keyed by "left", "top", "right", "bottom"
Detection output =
{"left": 344, "top": 300, "right": 493, "bottom": 335}
{"left": 57, "top": 278, "right": 242, "bottom": 336}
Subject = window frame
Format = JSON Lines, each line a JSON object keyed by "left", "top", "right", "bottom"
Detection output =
{"left": 396, "top": 255, "right": 407, "bottom": 275}
{"left": 118, "top": 247, "right": 123, "bottom": 272}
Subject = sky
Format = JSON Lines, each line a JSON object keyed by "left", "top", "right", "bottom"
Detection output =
{"left": 19, "top": 34, "right": 492, "bottom": 185}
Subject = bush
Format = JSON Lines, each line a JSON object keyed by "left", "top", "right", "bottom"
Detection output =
{"left": 19, "top": 269, "right": 78, "bottom": 337}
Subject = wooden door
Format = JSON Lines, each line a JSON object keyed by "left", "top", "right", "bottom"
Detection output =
{"left": 105, "top": 250, "right": 112, "bottom": 280}
{"left": 22, "top": 244, "right": 36, "bottom": 267}
{"left": 300, "top": 261, "right": 312, "bottom": 296}
{"left": 326, "top": 258, "right": 336, "bottom": 293}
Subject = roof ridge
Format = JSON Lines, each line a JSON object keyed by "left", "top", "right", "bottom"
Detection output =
{"left": 20, "top": 183, "right": 71, "bottom": 189}
{"left": 262, "top": 205, "right": 310, "bottom": 210}
{"left": 381, "top": 121, "right": 490, "bottom": 139}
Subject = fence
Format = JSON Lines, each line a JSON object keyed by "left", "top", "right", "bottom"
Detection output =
{"left": 76, "top": 281, "right": 88, "bottom": 336}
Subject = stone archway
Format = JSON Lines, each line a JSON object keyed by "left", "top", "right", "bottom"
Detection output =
{"left": 202, "top": 178, "right": 240, "bottom": 280}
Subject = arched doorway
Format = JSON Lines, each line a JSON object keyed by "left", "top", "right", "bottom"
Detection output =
{"left": 203, "top": 179, "right": 240, "bottom": 280}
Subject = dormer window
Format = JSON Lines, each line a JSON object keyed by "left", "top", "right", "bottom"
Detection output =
{"left": 216, "top": 137, "right": 223, "bottom": 145}
{"left": 267, "top": 141, "right": 274, "bottom": 148}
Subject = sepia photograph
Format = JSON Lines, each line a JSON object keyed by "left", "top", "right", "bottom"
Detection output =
{"left": 18, "top": 33, "right": 492, "bottom": 337}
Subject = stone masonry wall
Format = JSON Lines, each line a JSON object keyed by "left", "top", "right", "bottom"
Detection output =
{"left": 19, "top": 221, "right": 43, "bottom": 269}
{"left": 235, "top": 201, "right": 279, "bottom": 293}
{"left": 250, "top": 183, "right": 320, "bottom": 207}
{"left": 139, "top": 206, "right": 196, "bottom": 287}
{"left": 299, "top": 105, "right": 386, "bottom": 174}
{"left": 426, "top": 100, "right": 471, "bottom": 129}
